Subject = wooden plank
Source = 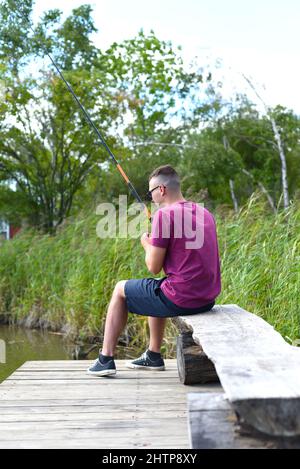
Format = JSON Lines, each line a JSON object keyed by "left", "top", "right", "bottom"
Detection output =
{"left": 0, "top": 397, "right": 191, "bottom": 406}
{"left": 17, "top": 359, "right": 178, "bottom": 368}
{"left": 0, "top": 438, "right": 189, "bottom": 449}
{"left": 0, "top": 383, "right": 197, "bottom": 392}
{"left": 0, "top": 359, "right": 222, "bottom": 449}
{"left": 4, "top": 378, "right": 181, "bottom": 385}
{"left": 0, "top": 392, "right": 198, "bottom": 402}
{"left": 0, "top": 391, "right": 190, "bottom": 401}
{"left": 0, "top": 418, "right": 189, "bottom": 431}
{"left": 187, "top": 393, "right": 300, "bottom": 449}
{"left": 0, "top": 408, "right": 187, "bottom": 418}
{"left": 0, "top": 403, "right": 186, "bottom": 414}
{"left": 7, "top": 371, "right": 180, "bottom": 377}
{"left": 0, "top": 423, "right": 190, "bottom": 446}
{"left": 177, "top": 304, "right": 300, "bottom": 436}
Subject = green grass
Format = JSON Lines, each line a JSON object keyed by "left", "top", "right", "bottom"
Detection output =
{"left": 0, "top": 190, "right": 299, "bottom": 356}
{"left": 217, "top": 191, "right": 300, "bottom": 344}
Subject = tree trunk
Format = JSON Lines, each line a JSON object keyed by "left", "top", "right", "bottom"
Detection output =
{"left": 269, "top": 117, "right": 290, "bottom": 209}
{"left": 229, "top": 179, "right": 239, "bottom": 213}
{"left": 242, "top": 74, "right": 290, "bottom": 209}
{"left": 242, "top": 169, "right": 277, "bottom": 214}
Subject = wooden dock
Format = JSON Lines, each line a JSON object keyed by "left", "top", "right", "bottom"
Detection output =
{"left": 0, "top": 359, "right": 222, "bottom": 449}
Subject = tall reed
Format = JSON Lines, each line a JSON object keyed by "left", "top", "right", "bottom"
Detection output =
{"left": 0, "top": 191, "right": 299, "bottom": 356}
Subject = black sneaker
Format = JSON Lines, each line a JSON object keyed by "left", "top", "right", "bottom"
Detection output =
{"left": 126, "top": 350, "right": 165, "bottom": 371}
{"left": 87, "top": 357, "right": 116, "bottom": 377}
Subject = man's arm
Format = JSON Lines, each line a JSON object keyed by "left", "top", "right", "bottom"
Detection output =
{"left": 141, "top": 233, "right": 167, "bottom": 275}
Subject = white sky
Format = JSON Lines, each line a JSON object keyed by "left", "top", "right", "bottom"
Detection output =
{"left": 32, "top": 0, "right": 300, "bottom": 114}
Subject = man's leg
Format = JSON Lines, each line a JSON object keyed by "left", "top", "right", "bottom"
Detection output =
{"left": 126, "top": 316, "right": 166, "bottom": 370}
{"left": 148, "top": 317, "right": 167, "bottom": 353}
{"left": 101, "top": 280, "right": 128, "bottom": 357}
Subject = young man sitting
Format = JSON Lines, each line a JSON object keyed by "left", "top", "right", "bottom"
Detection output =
{"left": 87, "top": 165, "right": 221, "bottom": 376}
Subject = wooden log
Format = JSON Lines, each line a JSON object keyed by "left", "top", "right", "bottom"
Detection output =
{"left": 176, "top": 332, "right": 219, "bottom": 385}
{"left": 175, "top": 304, "right": 300, "bottom": 437}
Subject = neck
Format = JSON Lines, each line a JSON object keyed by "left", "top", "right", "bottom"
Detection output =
{"left": 160, "top": 193, "right": 186, "bottom": 207}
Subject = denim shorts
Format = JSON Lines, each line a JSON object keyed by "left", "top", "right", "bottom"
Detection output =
{"left": 124, "top": 277, "right": 215, "bottom": 318}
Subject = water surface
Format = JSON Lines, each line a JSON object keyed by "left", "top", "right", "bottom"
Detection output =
{"left": 0, "top": 325, "right": 144, "bottom": 383}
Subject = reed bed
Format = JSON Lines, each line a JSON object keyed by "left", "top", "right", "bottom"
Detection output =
{"left": 0, "top": 191, "right": 299, "bottom": 356}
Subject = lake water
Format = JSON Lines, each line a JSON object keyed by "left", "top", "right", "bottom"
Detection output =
{"left": 0, "top": 325, "right": 145, "bottom": 383}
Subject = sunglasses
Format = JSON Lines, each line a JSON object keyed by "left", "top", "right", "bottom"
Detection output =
{"left": 146, "top": 185, "right": 165, "bottom": 201}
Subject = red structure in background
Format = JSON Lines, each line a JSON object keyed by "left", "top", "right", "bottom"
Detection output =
{"left": 9, "top": 225, "right": 21, "bottom": 239}
{"left": 0, "top": 221, "right": 22, "bottom": 241}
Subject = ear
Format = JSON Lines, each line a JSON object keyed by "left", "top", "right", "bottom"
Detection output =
{"left": 161, "top": 185, "right": 166, "bottom": 196}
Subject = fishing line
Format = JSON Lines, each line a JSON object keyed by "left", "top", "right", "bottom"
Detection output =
{"left": 18, "top": 9, "right": 152, "bottom": 222}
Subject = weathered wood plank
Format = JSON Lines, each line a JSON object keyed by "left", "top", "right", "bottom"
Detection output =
{"left": 0, "top": 359, "right": 222, "bottom": 449}
{"left": 0, "top": 397, "right": 192, "bottom": 405}
{"left": 177, "top": 305, "right": 300, "bottom": 437}
{"left": 0, "top": 409, "right": 187, "bottom": 419}
{"left": 4, "top": 378, "right": 181, "bottom": 385}
{"left": 0, "top": 418, "right": 189, "bottom": 431}
{"left": 0, "top": 438, "right": 189, "bottom": 449}
{"left": 0, "top": 410, "right": 187, "bottom": 420}
{"left": 7, "top": 371, "right": 179, "bottom": 378}
{"left": 17, "top": 359, "right": 178, "bottom": 368}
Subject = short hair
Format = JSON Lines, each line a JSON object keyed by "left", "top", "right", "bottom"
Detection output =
{"left": 149, "top": 165, "right": 181, "bottom": 192}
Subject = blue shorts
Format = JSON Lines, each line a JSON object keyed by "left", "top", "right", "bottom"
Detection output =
{"left": 124, "top": 277, "right": 215, "bottom": 318}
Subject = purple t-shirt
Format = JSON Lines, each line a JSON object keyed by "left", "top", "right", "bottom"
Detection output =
{"left": 150, "top": 201, "right": 221, "bottom": 308}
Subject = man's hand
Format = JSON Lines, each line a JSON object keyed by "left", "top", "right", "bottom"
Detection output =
{"left": 141, "top": 232, "right": 151, "bottom": 250}
{"left": 140, "top": 232, "right": 166, "bottom": 274}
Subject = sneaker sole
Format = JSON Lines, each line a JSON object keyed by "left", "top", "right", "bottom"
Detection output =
{"left": 86, "top": 369, "right": 116, "bottom": 377}
{"left": 126, "top": 363, "right": 165, "bottom": 371}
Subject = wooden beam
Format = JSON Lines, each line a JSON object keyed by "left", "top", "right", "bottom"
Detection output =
{"left": 175, "top": 304, "right": 300, "bottom": 437}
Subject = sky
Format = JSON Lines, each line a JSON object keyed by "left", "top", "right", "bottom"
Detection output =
{"left": 31, "top": 0, "right": 300, "bottom": 114}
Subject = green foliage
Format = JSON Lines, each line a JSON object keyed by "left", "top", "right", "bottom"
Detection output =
{"left": 0, "top": 194, "right": 299, "bottom": 354}
{"left": 0, "top": 0, "right": 300, "bottom": 234}
{"left": 217, "top": 192, "right": 300, "bottom": 341}
{"left": 0, "top": 2, "right": 115, "bottom": 231}
{"left": 0, "top": 0, "right": 299, "bottom": 359}
{"left": 179, "top": 132, "right": 243, "bottom": 206}
{"left": 0, "top": 1, "right": 216, "bottom": 231}
{"left": 0, "top": 0, "right": 33, "bottom": 70}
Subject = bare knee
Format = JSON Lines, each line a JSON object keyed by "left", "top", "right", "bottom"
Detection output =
{"left": 113, "top": 280, "right": 127, "bottom": 298}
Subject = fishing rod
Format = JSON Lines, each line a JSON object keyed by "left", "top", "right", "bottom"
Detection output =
{"left": 20, "top": 12, "right": 152, "bottom": 222}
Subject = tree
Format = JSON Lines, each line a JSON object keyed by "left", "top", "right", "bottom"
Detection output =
{"left": 91, "top": 32, "right": 220, "bottom": 202}
{"left": 243, "top": 75, "right": 290, "bottom": 209}
{"left": 0, "top": 1, "right": 118, "bottom": 232}
{"left": 214, "top": 98, "right": 300, "bottom": 210}
{"left": 178, "top": 131, "right": 243, "bottom": 208}
{"left": 1, "top": 2, "right": 219, "bottom": 230}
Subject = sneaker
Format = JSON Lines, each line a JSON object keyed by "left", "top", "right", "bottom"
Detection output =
{"left": 126, "top": 350, "right": 165, "bottom": 371}
{"left": 87, "top": 357, "right": 116, "bottom": 377}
